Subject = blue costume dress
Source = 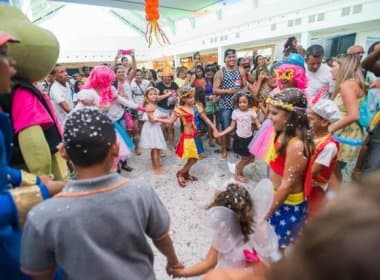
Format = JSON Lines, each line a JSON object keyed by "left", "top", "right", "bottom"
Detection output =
{"left": 0, "top": 111, "right": 52, "bottom": 279}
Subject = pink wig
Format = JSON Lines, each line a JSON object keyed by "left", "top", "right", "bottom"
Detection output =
{"left": 276, "top": 63, "right": 308, "bottom": 90}
{"left": 82, "top": 65, "right": 115, "bottom": 105}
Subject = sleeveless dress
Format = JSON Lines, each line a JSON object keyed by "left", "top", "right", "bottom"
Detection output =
{"left": 220, "top": 67, "right": 242, "bottom": 110}
{"left": 175, "top": 105, "right": 204, "bottom": 159}
{"left": 139, "top": 109, "right": 167, "bottom": 150}
{"left": 333, "top": 93, "right": 364, "bottom": 163}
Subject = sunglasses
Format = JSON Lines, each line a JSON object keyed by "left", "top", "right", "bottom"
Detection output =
{"left": 275, "top": 69, "right": 295, "bottom": 81}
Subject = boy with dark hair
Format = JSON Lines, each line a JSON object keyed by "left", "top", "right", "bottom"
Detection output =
{"left": 21, "top": 108, "right": 183, "bottom": 279}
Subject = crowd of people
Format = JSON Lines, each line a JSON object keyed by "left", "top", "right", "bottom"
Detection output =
{"left": 1, "top": 26, "right": 380, "bottom": 280}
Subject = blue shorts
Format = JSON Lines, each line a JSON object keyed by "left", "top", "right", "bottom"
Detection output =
{"left": 270, "top": 200, "right": 307, "bottom": 249}
{"left": 219, "top": 108, "right": 233, "bottom": 130}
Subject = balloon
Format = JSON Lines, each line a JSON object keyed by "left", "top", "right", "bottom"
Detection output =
{"left": 0, "top": 4, "right": 59, "bottom": 82}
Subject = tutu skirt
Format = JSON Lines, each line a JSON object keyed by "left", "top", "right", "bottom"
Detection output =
{"left": 114, "top": 121, "right": 134, "bottom": 161}
{"left": 249, "top": 119, "right": 274, "bottom": 161}
{"left": 176, "top": 133, "right": 204, "bottom": 160}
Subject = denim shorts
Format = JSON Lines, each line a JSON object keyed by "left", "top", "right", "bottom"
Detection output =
{"left": 219, "top": 108, "right": 233, "bottom": 130}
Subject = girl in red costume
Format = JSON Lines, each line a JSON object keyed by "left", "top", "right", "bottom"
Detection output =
{"left": 264, "top": 88, "right": 313, "bottom": 250}
{"left": 161, "top": 87, "right": 218, "bottom": 187}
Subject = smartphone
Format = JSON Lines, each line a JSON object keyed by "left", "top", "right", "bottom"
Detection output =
{"left": 120, "top": 49, "right": 133, "bottom": 56}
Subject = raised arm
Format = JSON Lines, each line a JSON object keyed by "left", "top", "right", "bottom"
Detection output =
{"left": 126, "top": 50, "right": 137, "bottom": 83}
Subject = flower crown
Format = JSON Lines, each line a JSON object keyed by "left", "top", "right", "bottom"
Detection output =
{"left": 267, "top": 97, "right": 306, "bottom": 112}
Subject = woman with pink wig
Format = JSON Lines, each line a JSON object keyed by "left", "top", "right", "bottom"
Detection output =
{"left": 249, "top": 54, "right": 308, "bottom": 162}
{"left": 75, "top": 65, "right": 146, "bottom": 171}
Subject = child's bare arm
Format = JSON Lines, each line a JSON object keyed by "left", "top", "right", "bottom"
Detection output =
{"left": 199, "top": 112, "right": 216, "bottom": 129}
{"left": 218, "top": 119, "right": 236, "bottom": 137}
{"left": 254, "top": 117, "right": 261, "bottom": 129}
{"left": 172, "top": 247, "right": 218, "bottom": 278}
{"left": 157, "top": 113, "right": 178, "bottom": 124}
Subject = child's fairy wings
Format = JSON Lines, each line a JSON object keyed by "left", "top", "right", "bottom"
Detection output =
{"left": 249, "top": 179, "right": 280, "bottom": 260}
{"left": 249, "top": 178, "right": 273, "bottom": 223}
{"left": 207, "top": 206, "right": 243, "bottom": 254}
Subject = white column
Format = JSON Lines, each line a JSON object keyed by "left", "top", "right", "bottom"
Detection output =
{"left": 174, "top": 54, "right": 181, "bottom": 68}
{"left": 217, "top": 46, "right": 225, "bottom": 67}
{"left": 300, "top": 31, "right": 310, "bottom": 48}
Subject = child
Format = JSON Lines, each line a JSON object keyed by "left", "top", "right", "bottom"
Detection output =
{"left": 216, "top": 92, "right": 261, "bottom": 183}
{"left": 264, "top": 88, "right": 313, "bottom": 250}
{"left": 75, "top": 65, "right": 146, "bottom": 172}
{"left": 162, "top": 87, "right": 217, "bottom": 187}
{"left": 21, "top": 109, "right": 183, "bottom": 279}
{"left": 172, "top": 180, "right": 279, "bottom": 278}
{"left": 307, "top": 99, "right": 341, "bottom": 217}
{"left": 139, "top": 87, "right": 169, "bottom": 174}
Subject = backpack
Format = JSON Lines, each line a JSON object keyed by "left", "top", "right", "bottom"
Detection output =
{"left": 358, "top": 88, "right": 380, "bottom": 128}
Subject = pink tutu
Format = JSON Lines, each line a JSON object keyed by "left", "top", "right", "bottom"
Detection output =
{"left": 249, "top": 119, "right": 274, "bottom": 161}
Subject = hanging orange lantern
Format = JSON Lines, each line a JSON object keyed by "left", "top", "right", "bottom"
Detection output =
{"left": 145, "top": 0, "right": 169, "bottom": 47}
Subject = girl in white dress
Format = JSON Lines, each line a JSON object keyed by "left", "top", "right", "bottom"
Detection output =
{"left": 139, "top": 87, "right": 169, "bottom": 174}
{"left": 172, "top": 179, "right": 280, "bottom": 278}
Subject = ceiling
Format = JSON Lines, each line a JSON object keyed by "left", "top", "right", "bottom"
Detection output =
{"left": 49, "top": 0, "right": 224, "bottom": 19}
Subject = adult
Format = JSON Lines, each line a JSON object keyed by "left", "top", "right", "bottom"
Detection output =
{"left": 130, "top": 69, "right": 151, "bottom": 154}
{"left": 305, "top": 44, "right": 334, "bottom": 100}
{"left": 251, "top": 55, "right": 267, "bottom": 82}
{"left": 362, "top": 41, "right": 380, "bottom": 77}
{"left": 49, "top": 64, "right": 73, "bottom": 125}
{"left": 204, "top": 64, "right": 218, "bottom": 147}
{"left": 239, "top": 58, "right": 253, "bottom": 86}
{"left": 156, "top": 68, "right": 179, "bottom": 150}
{"left": 329, "top": 54, "right": 365, "bottom": 182}
{"left": 213, "top": 49, "right": 246, "bottom": 158}
{"left": 0, "top": 30, "right": 64, "bottom": 280}
{"left": 347, "top": 45, "right": 365, "bottom": 61}
{"left": 146, "top": 69, "right": 158, "bottom": 86}
{"left": 174, "top": 66, "right": 190, "bottom": 88}
{"left": 10, "top": 57, "right": 67, "bottom": 181}
{"left": 192, "top": 65, "right": 206, "bottom": 89}
{"left": 283, "top": 36, "right": 298, "bottom": 58}
{"left": 81, "top": 66, "right": 91, "bottom": 82}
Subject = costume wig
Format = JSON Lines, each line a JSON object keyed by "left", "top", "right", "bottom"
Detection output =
{"left": 82, "top": 65, "right": 115, "bottom": 105}
{"left": 276, "top": 63, "right": 307, "bottom": 90}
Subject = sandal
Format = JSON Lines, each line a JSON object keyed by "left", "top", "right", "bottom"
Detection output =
{"left": 176, "top": 172, "right": 187, "bottom": 188}
{"left": 184, "top": 173, "right": 198, "bottom": 181}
